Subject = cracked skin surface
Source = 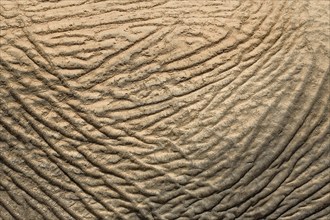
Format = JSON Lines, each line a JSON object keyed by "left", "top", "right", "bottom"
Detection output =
{"left": 0, "top": 0, "right": 329, "bottom": 219}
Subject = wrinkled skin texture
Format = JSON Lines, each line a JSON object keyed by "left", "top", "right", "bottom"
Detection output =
{"left": 0, "top": 0, "right": 329, "bottom": 219}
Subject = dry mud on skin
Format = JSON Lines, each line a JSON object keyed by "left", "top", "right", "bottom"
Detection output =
{"left": 0, "top": 0, "right": 329, "bottom": 219}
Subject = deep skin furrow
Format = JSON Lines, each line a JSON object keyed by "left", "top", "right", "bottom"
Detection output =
{"left": 237, "top": 117, "right": 329, "bottom": 216}
{"left": 9, "top": 91, "right": 188, "bottom": 216}
{"left": 20, "top": 114, "right": 127, "bottom": 219}
{"left": 62, "top": 7, "right": 253, "bottom": 113}
{"left": 0, "top": 121, "right": 78, "bottom": 196}
{"left": 178, "top": 51, "right": 315, "bottom": 215}
{"left": 7, "top": 89, "right": 87, "bottom": 142}
{"left": 262, "top": 169, "right": 330, "bottom": 220}
{"left": 176, "top": 27, "right": 293, "bottom": 136}
{"left": 73, "top": 27, "right": 164, "bottom": 84}
{"left": 10, "top": 84, "right": 193, "bottom": 206}
{"left": 46, "top": 161, "right": 126, "bottom": 220}
{"left": 24, "top": 197, "right": 56, "bottom": 220}
{"left": 236, "top": 59, "right": 328, "bottom": 204}
{"left": 76, "top": 145, "right": 159, "bottom": 197}
{"left": 55, "top": 1, "right": 260, "bottom": 95}
{"left": 0, "top": 62, "right": 124, "bottom": 143}
{"left": 191, "top": 58, "right": 303, "bottom": 178}
{"left": 106, "top": 22, "right": 288, "bottom": 128}
{"left": 0, "top": 195, "right": 24, "bottom": 220}
{"left": 221, "top": 67, "right": 321, "bottom": 216}
{"left": 19, "top": 0, "right": 89, "bottom": 13}
{"left": 8, "top": 25, "right": 96, "bottom": 103}
{"left": 170, "top": 79, "right": 292, "bottom": 215}
{"left": 249, "top": 148, "right": 327, "bottom": 218}
{"left": 92, "top": 2, "right": 274, "bottom": 113}
{"left": 157, "top": 10, "right": 294, "bottom": 133}
{"left": 43, "top": 17, "right": 163, "bottom": 35}
{"left": 304, "top": 206, "right": 330, "bottom": 220}
{"left": 3, "top": 80, "right": 106, "bottom": 148}
{"left": 234, "top": 116, "right": 330, "bottom": 219}
{"left": 152, "top": 60, "right": 302, "bottom": 215}
{"left": 30, "top": 94, "right": 107, "bottom": 145}
{"left": 0, "top": 56, "right": 75, "bottom": 102}
{"left": 1, "top": 0, "right": 329, "bottom": 219}
{"left": 0, "top": 163, "right": 73, "bottom": 220}
{"left": 25, "top": 1, "right": 169, "bottom": 25}
{"left": 75, "top": 146, "right": 158, "bottom": 217}
{"left": 233, "top": 48, "right": 316, "bottom": 178}
{"left": 199, "top": 32, "right": 299, "bottom": 137}
{"left": 239, "top": 60, "right": 327, "bottom": 186}
{"left": 285, "top": 124, "right": 330, "bottom": 185}
{"left": 0, "top": 109, "right": 112, "bottom": 219}
{"left": 161, "top": 1, "right": 274, "bottom": 72}
{"left": 0, "top": 130, "right": 83, "bottom": 219}
{"left": 280, "top": 189, "right": 330, "bottom": 220}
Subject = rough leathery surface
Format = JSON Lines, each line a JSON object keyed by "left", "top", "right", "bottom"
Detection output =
{"left": 0, "top": 0, "right": 329, "bottom": 219}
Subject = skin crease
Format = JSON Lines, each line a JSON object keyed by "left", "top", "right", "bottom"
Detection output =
{"left": 0, "top": 0, "right": 329, "bottom": 219}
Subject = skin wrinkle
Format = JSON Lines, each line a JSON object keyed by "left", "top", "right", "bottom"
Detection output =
{"left": 0, "top": 0, "right": 329, "bottom": 219}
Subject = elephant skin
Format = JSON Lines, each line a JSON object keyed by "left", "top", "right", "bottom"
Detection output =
{"left": 0, "top": 0, "right": 329, "bottom": 219}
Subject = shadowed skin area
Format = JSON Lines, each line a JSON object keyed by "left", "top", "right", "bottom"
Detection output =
{"left": 0, "top": 0, "right": 329, "bottom": 219}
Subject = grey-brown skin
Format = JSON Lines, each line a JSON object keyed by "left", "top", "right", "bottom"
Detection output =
{"left": 0, "top": 0, "right": 329, "bottom": 219}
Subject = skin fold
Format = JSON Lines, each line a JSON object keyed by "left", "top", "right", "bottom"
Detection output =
{"left": 0, "top": 0, "right": 329, "bottom": 219}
